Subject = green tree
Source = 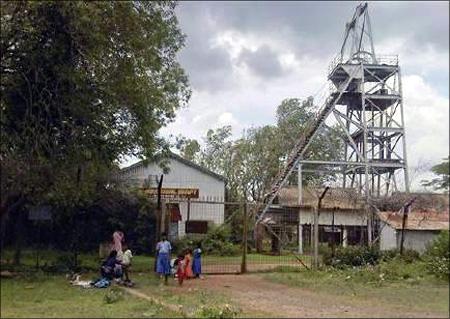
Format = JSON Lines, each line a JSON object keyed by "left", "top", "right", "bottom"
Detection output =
{"left": 174, "top": 135, "right": 201, "bottom": 162}
{"left": 0, "top": 1, "right": 190, "bottom": 258}
{"left": 175, "top": 98, "right": 343, "bottom": 202}
{"left": 421, "top": 157, "right": 449, "bottom": 191}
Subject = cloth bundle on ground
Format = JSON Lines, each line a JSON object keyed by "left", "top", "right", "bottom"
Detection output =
{"left": 69, "top": 275, "right": 111, "bottom": 289}
{"left": 70, "top": 275, "right": 92, "bottom": 289}
{"left": 92, "top": 277, "right": 110, "bottom": 288}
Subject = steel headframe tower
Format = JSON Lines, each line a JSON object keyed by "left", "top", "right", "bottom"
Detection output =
{"left": 300, "top": 2, "right": 410, "bottom": 242}
{"left": 256, "top": 2, "right": 410, "bottom": 246}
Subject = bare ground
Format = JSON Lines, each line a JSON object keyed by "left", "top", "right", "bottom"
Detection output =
{"left": 174, "top": 274, "right": 448, "bottom": 318}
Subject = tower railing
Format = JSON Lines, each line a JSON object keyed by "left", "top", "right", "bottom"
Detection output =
{"left": 328, "top": 53, "right": 399, "bottom": 75}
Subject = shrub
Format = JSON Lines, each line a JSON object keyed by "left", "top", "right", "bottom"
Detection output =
{"left": 425, "top": 230, "right": 449, "bottom": 280}
{"left": 195, "top": 304, "right": 241, "bottom": 318}
{"left": 104, "top": 287, "right": 123, "bottom": 304}
{"left": 171, "top": 225, "right": 241, "bottom": 256}
{"left": 380, "top": 249, "right": 420, "bottom": 263}
{"left": 323, "top": 245, "right": 381, "bottom": 268}
{"left": 201, "top": 225, "right": 241, "bottom": 256}
{"left": 171, "top": 235, "right": 203, "bottom": 255}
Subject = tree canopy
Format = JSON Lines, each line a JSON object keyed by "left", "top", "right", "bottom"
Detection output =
{"left": 175, "top": 98, "right": 343, "bottom": 201}
{"left": 421, "top": 157, "right": 449, "bottom": 191}
{"left": 1, "top": 1, "right": 190, "bottom": 214}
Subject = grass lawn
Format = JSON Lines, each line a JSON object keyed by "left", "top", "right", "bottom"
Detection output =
{"left": 0, "top": 274, "right": 181, "bottom": 318}
{"left": 264, "top": 263, "right": 450, "bottom": 317}
{"left": 0, "top": 272, "right": 248, "bottom": 318}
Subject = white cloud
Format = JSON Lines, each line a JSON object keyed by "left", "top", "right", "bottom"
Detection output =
{"left": 217, "top": 112, "right": 237, "bottom": 126}
{"left": 402, "top": 74, "right": 449, "bottom": 190}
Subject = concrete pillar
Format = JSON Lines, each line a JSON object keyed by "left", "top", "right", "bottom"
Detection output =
{"left": 343, "top": 227, "right": 348, "bottom": 248}
{"left": 313, "top": 207, "right": 319, "bottom": 269}
{"left": 297, "top": 224, "right": 303, "bottom": 254}
{"left": 297, "top": 164, "right": 303, "bottom": 254}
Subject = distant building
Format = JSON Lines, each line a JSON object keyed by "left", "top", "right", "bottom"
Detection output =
{"left": 378, "top": 211, "right": 449, "bottom": 253}
{"left": 264, "top": 187, "right": 449, "bottom": 254}
{"left": 117, "top": 152, "right": 226, "bottom": 239}
{"left": 263, "top": 187, "right": 368, "bottom": 254}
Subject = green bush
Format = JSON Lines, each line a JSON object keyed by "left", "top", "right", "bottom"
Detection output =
{"left": 171, "top": 225, "right": 241, "bottom": 256}
{"left": 425, "top": 230, "right": 449, "bottom": 280}
{"left": 377, "top": 257, "right": 427, "bottom": 282}
{"left": 380, "top": 249, "right": 420, "bottom": 263}
{"left": 171, "top": 235, "right": 203, "bottom": 255}
{"left": 323, "top": 245, "right": 381, "bottom": 268}
{"left": 201, "top": 225, "right": 241, "bottom": 256}
{"left": 195, "top": 304, "right": 241, "bottom": 318}
{"left": 104, "top": 287, "right": 123, "bottom": 304}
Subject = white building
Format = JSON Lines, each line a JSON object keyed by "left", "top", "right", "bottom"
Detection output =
{"left": 118, "top": 153, "right": 226, "bottom": 239}
{"left": 378, "top": 211, "right": 449, "bottom": 253}
{"left": 262, "top": 187, "right": 368, "bottom": 254}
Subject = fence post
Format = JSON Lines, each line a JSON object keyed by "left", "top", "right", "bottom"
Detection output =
{"left": 241, "top": 202, "right": 248, "bottom": 274}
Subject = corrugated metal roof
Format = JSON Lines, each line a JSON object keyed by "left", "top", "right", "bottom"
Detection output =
{"left": 377, "top": 211, "right": 449, "bottom": 231}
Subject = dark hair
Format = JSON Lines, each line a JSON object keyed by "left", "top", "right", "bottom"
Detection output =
{"left": 161, "top": 232, "right": 167, "bottom": 239}
{"left": 109, "top": 250, "right": 117, "bottom": 258}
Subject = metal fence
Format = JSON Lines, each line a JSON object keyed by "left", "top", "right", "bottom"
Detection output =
{"left": 160, "top": 200, "right": 312, "bottom": 274}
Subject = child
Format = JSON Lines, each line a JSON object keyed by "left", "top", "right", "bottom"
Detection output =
{"left": 155, "top": 232, "right": 172, "bottom": 284}
{"left": 174, "top": 253, "right": 186, "bottom": 286}
{"left": 121, "top": 243, "right": 133, "bottom": 283}
{"left": 192, "top": 243, "right": 202, "bottom": 279}
{"left": 184, "top": 249, "right": 194, "bottom": 279}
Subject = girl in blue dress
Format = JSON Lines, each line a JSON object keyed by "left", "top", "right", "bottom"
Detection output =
{"left": 192, "top": 243, "right": 202, "bottom": 278}
{"left": 156, "top": 232, "right": 172, "bottom": 284}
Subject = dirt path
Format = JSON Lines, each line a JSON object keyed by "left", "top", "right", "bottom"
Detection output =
{"left": 122, "top": 287, "right": 184, "bottom": 314}
{"left": 177, "top": 274, "right": 446, "bottom": 318}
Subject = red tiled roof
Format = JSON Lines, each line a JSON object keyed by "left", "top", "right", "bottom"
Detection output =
{"left": 377, "top": 211, "right": 449, "bottom": 231}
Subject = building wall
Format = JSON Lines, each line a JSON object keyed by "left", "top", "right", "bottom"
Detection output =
{"left": 379, "top": 224, "right": 440, "bottom": 253}
{"left": 299, "top": 208, "right": 367, "bottom": 226}
{"left": 380, "top": 222, "right": 397, "bottom": 251}
{"left": 120, "top": 158, "right": 225, "bottom": 237}
{"left": 400, "top": 230, "right": 439, "bottom": 254}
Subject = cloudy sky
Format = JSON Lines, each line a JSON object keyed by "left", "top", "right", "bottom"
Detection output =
{"left": 153, "top": 1, "right": 449, "bottom": 190}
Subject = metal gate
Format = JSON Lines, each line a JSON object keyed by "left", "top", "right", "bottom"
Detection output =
{"left": 163, "top": 200, "right": 310, "bottom": 274}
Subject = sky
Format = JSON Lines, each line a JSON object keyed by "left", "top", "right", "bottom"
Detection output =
{"left": 134, "top": 1, "right": 449, "bottom": 191}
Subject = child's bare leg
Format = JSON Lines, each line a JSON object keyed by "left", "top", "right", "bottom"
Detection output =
{"left": 164, "top": 274, "right": 169, "bottom": 285}
{"left": 124, "top": 266, "right": 130, "bottom": 281}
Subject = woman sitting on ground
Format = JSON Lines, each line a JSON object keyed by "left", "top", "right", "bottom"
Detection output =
{"left": 101, "top": 250, "right": 122, "bottom": 280}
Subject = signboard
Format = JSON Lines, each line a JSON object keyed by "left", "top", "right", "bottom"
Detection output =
{"left": 143, "top": 187, "right": 199, "bottom": 199}
{"left": 28, "top": 205, "right": 52, "bottom": 221}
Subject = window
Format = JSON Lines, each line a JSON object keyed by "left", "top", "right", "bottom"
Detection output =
{"left": 186, "top": 220, "right": 208, "bottom": 234}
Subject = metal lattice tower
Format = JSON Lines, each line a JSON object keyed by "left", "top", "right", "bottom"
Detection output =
{"left": 256, "top": 2, "right": 410, "bottom": 244}
{"left": 300, "top": 2, "right": 410, "bottom": 198}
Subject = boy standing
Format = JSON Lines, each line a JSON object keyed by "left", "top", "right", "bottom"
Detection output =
{"left": 121, "top": 243, "right": 133, "bottom": 283}
{"left": 156, "top": 232, "right": 171, "bottom": 285}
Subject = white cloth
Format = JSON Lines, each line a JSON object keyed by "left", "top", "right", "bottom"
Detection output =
{"left": 116, "top": 250, "right": 124, "bottom": 262}
{"left": 122, "top": 249, "right": 133, "bottom": 265}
